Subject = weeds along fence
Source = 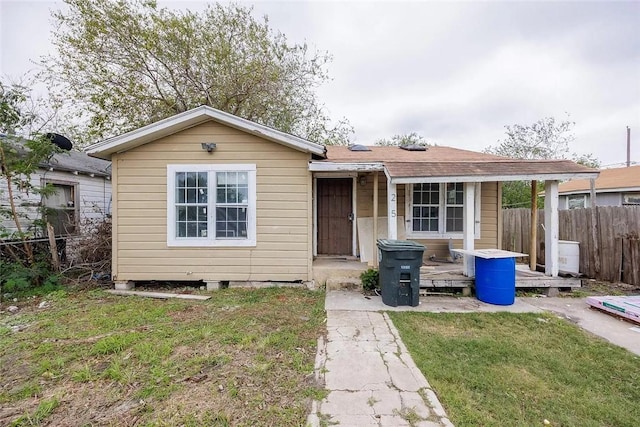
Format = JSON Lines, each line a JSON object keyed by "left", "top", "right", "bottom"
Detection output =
{"left": 502, "top": 206, "right": 640, "bottom": 286}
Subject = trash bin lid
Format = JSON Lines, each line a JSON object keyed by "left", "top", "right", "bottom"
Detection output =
{"left": 376, "top": 239, "right": 425, "bottom": 251}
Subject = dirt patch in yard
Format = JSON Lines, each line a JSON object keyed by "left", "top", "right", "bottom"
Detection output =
{"left": 579, "top": 279, "right": 640, "bottom": 296}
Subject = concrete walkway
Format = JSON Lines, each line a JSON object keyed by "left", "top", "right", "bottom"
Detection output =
{"left": 307, "top": 310, "right": 453, "bottom": 426}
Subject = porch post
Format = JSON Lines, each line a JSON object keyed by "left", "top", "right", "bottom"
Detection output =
{"left": 544, "top": 180, "right": 559, "bottom": 277}
{"left": 373, "top": 171, "right": 379, "bottom": 268}
{"left": 530, "top": 181, "right": 538, "bottom": 271}
{"left": 387, "top": 178, "right": 397, "bottom": 240}
{"left": 463, "top": 182, "right": 475, "bottom": 277}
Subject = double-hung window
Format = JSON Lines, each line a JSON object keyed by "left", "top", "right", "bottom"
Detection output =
{"left": 406, "top": 182, "right": 481, "bottom": 238}
{"left": 167, "top": 164, "right": 256, "bottom": 247}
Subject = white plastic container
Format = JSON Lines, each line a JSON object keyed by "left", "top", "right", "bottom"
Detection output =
{"left": 558, "top": 240, "right": 580, "bottom": 274}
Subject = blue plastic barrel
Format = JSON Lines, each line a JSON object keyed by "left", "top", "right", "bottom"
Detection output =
{"left": 474, "top": 257, "right": 516, "bottom": 305}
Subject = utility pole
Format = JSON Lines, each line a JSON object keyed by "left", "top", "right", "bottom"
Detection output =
{"left": 627, "top": 126, "right": 631, "bottom": 167}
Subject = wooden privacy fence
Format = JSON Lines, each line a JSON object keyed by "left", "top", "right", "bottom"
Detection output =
{"left": 502, "top": 206, "right": 640, "bottom": 286}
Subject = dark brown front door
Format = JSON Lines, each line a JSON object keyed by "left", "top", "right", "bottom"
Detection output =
{"left": 317, "top": 178, "right": 353, "bottom": 255}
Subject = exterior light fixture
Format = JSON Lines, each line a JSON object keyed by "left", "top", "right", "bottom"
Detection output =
{"left": 201, "top": 142, "right": 217, "bottom": 153}
{"left": 359, "top": 175, "right": 367, "bottom": 186}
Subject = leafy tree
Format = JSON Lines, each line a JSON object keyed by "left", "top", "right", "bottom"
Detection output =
{"left": 375, "top": 132, "right": 431, "bottom": 147}
{"left": 42, "top": 0, "right": 352, "bottom": 145}
{"left": 485, "top": 116, "right": 600, "bottom": 208}
{"left": 0, "top": 81, "right": 59, "bottom": 265}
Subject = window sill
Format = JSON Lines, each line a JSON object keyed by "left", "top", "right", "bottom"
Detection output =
{"left": 167, "top": 239, "right": 256, "bottom": 247}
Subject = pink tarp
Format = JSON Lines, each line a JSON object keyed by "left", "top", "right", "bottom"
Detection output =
{"left": 586, "top": 295, "right": 640, "bottom": 324}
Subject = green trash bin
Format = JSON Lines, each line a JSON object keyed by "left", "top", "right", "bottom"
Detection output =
{"left": 376, "top": 239, "right": 425, "bottom": 307}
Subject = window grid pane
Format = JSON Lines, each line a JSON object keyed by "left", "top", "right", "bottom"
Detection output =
{"left": 446, "top": 207, "right": 464, "bottom": 232}
{"left": 175, "top": 171, "right": 208, "bottom": 238}
{"left": 215, "top": 172, "right": 249, "bottom": 239}
{"left": 412, "top": 183, "right": 440, "bottom": 232}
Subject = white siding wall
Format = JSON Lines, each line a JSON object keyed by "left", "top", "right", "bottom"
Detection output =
{"left": 596, "top": 193, "right": 623, "bottom": 206}
{"left": 0, "top": 169, "right": 111, "bottom": 235}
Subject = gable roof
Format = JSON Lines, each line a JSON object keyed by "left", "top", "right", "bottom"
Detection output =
{"left": 313, "top": 145, "right": 599, "bottom": 183}
{"left": 557, "top": 165, "right": 640, "bottom": 195}
{"left": 85, "top": 105, "right": 327, "bottom": 159}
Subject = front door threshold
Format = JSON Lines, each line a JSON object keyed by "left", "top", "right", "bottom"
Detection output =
{"left": 314, "top": 255, "right": 360, "bottom": 261}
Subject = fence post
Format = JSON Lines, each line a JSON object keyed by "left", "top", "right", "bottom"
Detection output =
{"left": 46, "top": 222, "right": 60, "bottom": 272}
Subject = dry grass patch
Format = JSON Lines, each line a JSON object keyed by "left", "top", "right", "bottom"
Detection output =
{"left": 0, "top": 287, "right": 326, "bottom": 426}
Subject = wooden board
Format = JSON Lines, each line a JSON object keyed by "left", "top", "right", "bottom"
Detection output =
{"left": 452, "top": 249, "right": 528, "bottom": 259}
{"left": 357, "top": 216, "right": 406, "bottom": 264}
{"left": 106, "top": 290, "right": 211, "bottom": 300}
{"left": 586, "top": 295, "right": 640, "bottom": 324}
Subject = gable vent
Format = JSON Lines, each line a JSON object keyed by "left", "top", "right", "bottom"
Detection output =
{"left": 399, "top": 144, "right": 427, "bottom": 152}
{"left": 348, "top": 144, "right": 371, "bottom": 151}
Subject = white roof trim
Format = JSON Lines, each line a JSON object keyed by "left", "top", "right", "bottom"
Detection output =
{"left": 390, "top": 172, "right": 600, "bottom": 184}
{"left": 85, "top": 105, "right": 326, "bottom": 159}
{"left": 309, "top": 161, "right": 384, "bottom": 172}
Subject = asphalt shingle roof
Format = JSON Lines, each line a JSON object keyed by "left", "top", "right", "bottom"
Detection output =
{"left": 557, "top": 165, "right": 640, "bottom": 194}
{"left": 323, "top": 145, "right": 596, "bottom": 178}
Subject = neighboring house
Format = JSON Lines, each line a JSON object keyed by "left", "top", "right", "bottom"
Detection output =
{"left": 556, "top": 165, "right": 640, "bottom": 209}
{"left": 85, "top": 106, "right": 597, "bottom": 289}
{"left": 0, "top": 136, "right": 112, "bottom": 238}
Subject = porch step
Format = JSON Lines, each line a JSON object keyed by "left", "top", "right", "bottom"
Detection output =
{"left": 326, "top": 277, "right": 362, "bottom": 291}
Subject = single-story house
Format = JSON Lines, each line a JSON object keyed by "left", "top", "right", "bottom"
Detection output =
{"left": 556, "top": 165, "right": 640, "bottom": 209}
{"left": 85, "top": 106, "right": 598, "bottom": 289}
{"left": 0, "top": 134, "right": 112, "bottom": 238}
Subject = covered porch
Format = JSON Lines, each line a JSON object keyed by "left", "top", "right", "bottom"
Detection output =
{"left": 310, "top": 145, "right": 600, "bottom": 282}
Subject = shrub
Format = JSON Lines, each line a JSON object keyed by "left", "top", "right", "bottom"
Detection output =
{"left": 360, "top": 268, "right": 379, "bottom": 291}
{"left": 0, "top": 258, "right": 62, "bottom": 299}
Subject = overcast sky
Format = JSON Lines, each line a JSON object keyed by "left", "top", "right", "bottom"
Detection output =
{"left": 1, "top": 0, "right": 639, "bottom": 166}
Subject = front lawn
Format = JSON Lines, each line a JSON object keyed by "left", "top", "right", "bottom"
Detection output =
{"left": 0, "top": 287, "right": 325, "bottom": 426}
{"left": 389, "top": 311, "right": 640, "bottom": 427}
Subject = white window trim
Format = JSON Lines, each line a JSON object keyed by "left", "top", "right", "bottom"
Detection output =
{"left": 167, "top": 164, "right": 257, "bottom": 247}
{"left": 405, "top": 182, "right": 481, "bottom": 239}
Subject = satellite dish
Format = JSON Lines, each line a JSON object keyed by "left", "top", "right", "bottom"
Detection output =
{"left": 45, "top": 133, "right": 73, "bottom": 151}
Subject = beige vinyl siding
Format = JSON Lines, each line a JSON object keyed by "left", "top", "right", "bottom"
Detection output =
{"left": 355, "top": 178, "right": 499, "bottom": 258}
{"left": 113, "top": 120, "right": 311, "bottom": 282}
